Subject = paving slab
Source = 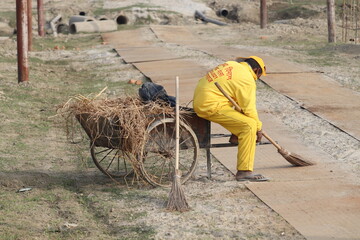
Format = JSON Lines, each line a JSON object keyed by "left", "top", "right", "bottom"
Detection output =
{"left": 133, "top": 58, "right": 208, "bottom": 100}
{"left": 115, "top": 47, "right": 180, "bottom": 63}
{"left": 102, "top": 29, "right": 152, "bottom": 48}
{"left": 247, "top": 180, "right": 360, "bottom": 240}
{"left": 262, "top": 73, "right": 360, "bottom": 140}
{"left": 150, "top": 25, "right": 309, "bottom": 73}
{"left": 157, "top": 77, "right": 202, "bottom": 101}
{"left": 150, "top": 25, "right": 198, "bottom": 44}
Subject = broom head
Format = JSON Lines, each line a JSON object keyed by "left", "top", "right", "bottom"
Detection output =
{"left": 166, "top": 169, "right": 190, "bottom": 212}
{"left": 278, "top": 147, "right": 315, "bottom": 167}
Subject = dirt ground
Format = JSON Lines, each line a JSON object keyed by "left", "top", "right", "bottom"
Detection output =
{"left": 0, "top": 0, "right": 359, "bottom": 239}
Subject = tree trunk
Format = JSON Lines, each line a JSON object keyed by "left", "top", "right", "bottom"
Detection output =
{"left": 37, "top": 0, "right": 45, "bottom": 37}
{"left": 327, "top": 0, "right": 336, "bottom": 43}
{"left": 260, "top": 0, "right": 267, "bottom": 29}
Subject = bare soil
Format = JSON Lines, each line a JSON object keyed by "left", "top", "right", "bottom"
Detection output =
{"left": 0, "top": 0, "right": 359, "bottom": 239}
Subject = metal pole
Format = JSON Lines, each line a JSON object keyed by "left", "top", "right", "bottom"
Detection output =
{"left": 260, "top": 0, "right": 267, "bottom": 29}
{"left": 327, "top": 0, "right": 336, "bottom": 43}
{"left": 16, "top": 0, "right": 29, "bottom": 83}
{"left": 27, "top": 0, "right": 32, "bottom": 51}
{"left": 37, "top": 0, "right": 44, "bottom": 36}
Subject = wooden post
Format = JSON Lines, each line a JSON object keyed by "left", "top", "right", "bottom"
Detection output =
{"left": 342, "top": 0, "right": 345, "bottom": 42}
{"left": 260, "top": 0, "right": 267, "bottom": 29}
{"left": 16, "top": 0, "right": 29, "bottom": 83}
{"left": 27, "top": 0, "right": 32, "bottom": 51}
{"left": 37, "top": 0, "right": 45, "bottom": 36}
{"left": 327, "top": 0, "right": 336, "bottom": 43}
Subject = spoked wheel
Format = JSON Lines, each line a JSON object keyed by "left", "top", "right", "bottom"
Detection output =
{"left": 90, "top": 144, "right": 133, "bottom": 178}
{"left": 139, "top": 118, "right": 199, "bottom": 187}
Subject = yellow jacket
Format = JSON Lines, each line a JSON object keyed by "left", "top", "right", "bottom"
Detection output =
{"left": 193, "top": 61, "right": 262, "bottom": 131}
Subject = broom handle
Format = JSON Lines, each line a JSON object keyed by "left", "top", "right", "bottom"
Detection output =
{"left": 214, "top": 82, "right": 282, "bottom": 150}
{"left": 214, "top": 82, "right": 241, "bottom": 112}
{"left": 261, "top": 132, "right": 282, "bottom": 150}
{"left": 175, "top": 76, "right": 180, "bottom": 170}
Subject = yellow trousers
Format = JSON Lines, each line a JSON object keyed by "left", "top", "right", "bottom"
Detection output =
{"left": 206, "top": 106, "right": 257, "bottom": 171}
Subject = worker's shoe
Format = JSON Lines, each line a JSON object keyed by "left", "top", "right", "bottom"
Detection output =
{"left": 229, "top": 134, "right": 238, "bottom": 145}
{"left": 235, "top": 171, "right": 269, "bottom": 182}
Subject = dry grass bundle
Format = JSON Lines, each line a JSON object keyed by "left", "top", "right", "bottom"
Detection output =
{"left": 56, "top": 88, "right": 191, "bottom": 182}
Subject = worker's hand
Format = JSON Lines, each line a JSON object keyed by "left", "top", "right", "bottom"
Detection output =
{"left": 256, "top": 130, "right": 263, "bottom": 143}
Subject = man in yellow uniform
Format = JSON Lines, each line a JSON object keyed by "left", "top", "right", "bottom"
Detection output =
{"left": 193, "top": 56, "right": 268, "bottom": 181}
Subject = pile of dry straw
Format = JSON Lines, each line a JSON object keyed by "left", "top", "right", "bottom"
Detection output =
{"left": 56, "top": 88, "right": 187, "bottom": 177}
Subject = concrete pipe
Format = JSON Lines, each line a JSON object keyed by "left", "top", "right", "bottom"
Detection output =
{"left": 115, "top": 13, "right": 128, "bottom": 25}
{"left": 69, "top": 15, "right": 96, "bottom": 26}
{"left": 50, "top": 14, "right": 62, "bottom": 37}
{"left": 95, "top": 15, "right": 110, "bottom": 21}
{"left": 219, "top": 8, "right": 229, "bottom": 17}
{"left": 56, "top": 23, "right": 69, "bottom": 34}
{"left": 69, "top": 20, "right": 117, "bottom": 34}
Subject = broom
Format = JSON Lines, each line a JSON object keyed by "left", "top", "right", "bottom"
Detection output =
{"left": 214, "top": 82, "right": 315, "bottom": 167}
{"left": 166, "top": 76, "right": 190, "bottom": 212}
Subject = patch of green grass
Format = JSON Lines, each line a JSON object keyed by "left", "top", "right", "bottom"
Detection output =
{"left": 275, "top": 5, "right": 319, "bottom": 20}
{"left": 45, "top": 227, "right": 89, "bottom": 240}
{"left": 26, "top": 192, "right": 60, "bottom": 204}
{"left": 0, "top": 56, "right": 16, "bottom": 64}
{"left": 77, "top": 193, "right": 114, "bottom": 223}
{"left": 124, "top": 211, "right": 147, "bottom": 221}
{"left": 0, "top": 231, "right": 20, "bottom": 240}
{"left": 306, "top": 44, "right": 342, "bottom": 66}
{"left": 0, "top": 191, "right": 47, "bottom": 222}
{"left": 0, "top": 11, "right": 16, "bottom": 28}
{"left": 30, "top": 57, "right": 69, "bottom": 66}
{"left": 100, "top": 187, "right": 153, "bottom": 201}
{"left": 101, "top": 187, "right": 126, "bottom": 195}
{"left": 32, "top": 34, "right": 102, "bottom": 52}
{"left": 110, "top": 224, "right": 156, "bottom": 239}
{"left": 122, "top": 190, "right": 153, "bottom": 201}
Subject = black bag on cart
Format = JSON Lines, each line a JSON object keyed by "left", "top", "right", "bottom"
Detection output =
{"left": 138, "top": 82, "right": 176, "bottom": 107}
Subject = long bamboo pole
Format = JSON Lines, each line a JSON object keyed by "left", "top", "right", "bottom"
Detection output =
{"left": 175, "top": 76, "right": 180, "bottom": 171}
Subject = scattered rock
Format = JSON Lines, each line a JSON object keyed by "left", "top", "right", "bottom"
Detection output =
{"left": 128, "top": 79, "right": 137, "bottom": 84}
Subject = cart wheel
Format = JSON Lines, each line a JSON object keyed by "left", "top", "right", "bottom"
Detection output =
{"left": 90, "top": 144, "right": 133, "bottom": 178}
{"left": 139, "top": 118, "right": 199, "bottom": 187}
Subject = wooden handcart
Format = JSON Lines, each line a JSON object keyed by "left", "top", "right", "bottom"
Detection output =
{"left": 76, "top": 110, "right": 208, "bottom": 187}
